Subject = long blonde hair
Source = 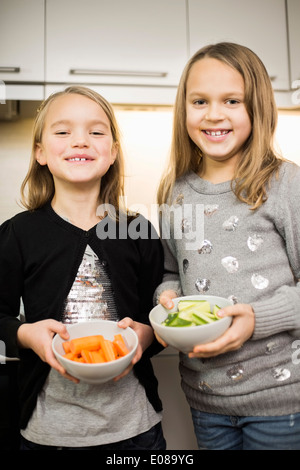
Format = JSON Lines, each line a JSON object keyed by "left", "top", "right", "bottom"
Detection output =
{"left": 21, "top": 86, "right": 125, "bottom": 214}
{"left": 157, "top": 42, "right": 283, "bottom": 209}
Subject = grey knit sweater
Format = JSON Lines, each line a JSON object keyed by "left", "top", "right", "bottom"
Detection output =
{"left": 156, "top": 161, "right": 300, "bottom": 416}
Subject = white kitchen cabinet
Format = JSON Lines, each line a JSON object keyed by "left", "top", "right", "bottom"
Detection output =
{"left": 188, "top": 0, "right": 290, "bottom": 91}
{"left": 287, "top": 0, "right": 300, "bottom": 85}
{"left": 45, "top": 0, "right": 188, "bottom": 88}
{"left": 0, "top": 0, "right": 45, "bottom": 83}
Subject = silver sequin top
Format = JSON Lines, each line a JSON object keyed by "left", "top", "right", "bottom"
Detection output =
{"left": 62, "top": 245, "right": 119, "bottom": 324}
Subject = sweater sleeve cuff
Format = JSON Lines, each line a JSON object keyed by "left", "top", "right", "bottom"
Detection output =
{"left": 251, "top": 292, "right": 297, "bottom": 340}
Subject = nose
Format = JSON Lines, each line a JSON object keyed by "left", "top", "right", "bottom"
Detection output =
{"left": 71, "top": 130, "right": 89, "bottom": 148}
{"left": 205, "top": 102, "right": 224, "bottom": 122}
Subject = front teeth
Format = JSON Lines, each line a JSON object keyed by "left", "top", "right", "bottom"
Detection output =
{"left": 205, "top": 130, "right": 229, "bottom": 136}
{"left": 68, "top": 157, "right": 87, "bottom": 161}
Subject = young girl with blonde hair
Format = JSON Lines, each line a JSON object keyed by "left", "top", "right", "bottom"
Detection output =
{"left": 0, "top": 86, "right": 166, "bottom": 450}
{"left": 156, "top": 42, "right": 300, "bottom": 450}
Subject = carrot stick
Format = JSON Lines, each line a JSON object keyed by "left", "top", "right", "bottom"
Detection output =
{"left": 81, "top": 349, "right": 93, "bottom": 363}
{"left": 98, "top": 335, "right": 106, "bottom": 350}
{"left": 69, "top": 335, "right": 103, "bottom": 355}
{"left": 113, "top": 338, "right": 129, "bottom": 357}
{"left": 63, "top": 341, "right": 71, "bottom": 354}
{"left": 63, "top": 352, "right": 78, "bottom": 360}
{"left": 114, "top": 334, "right": 125, "bottom": 344}
{"left": 114, "top": 334, "right": 129, "bottom": 351}
{"left": 111, "top": 341, "right": 118, "bottom": 358}
{"left": 89, "top": 349, "right": 106, "bottom": 363}
{"left": 101, "top": 339, "right": 117, "bottom": 362}
{"left": 73, "top": 356, "right": 85, "bottom": 363}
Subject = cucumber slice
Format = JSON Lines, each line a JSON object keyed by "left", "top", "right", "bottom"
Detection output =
{"left": 196, "top": 312, "right": 215, "bottom": 324}
{"left": 178, "top": 300, "right": 211, "bottom": 313}
{"left": 161, "top": 302, "right": 222, "bottom": 327}
{"left": 177, "top": 310, "right": 196, "bottom": 321}
{"left": 191, "top": 313, "right": 207, "bottom": 325}
{"left": 213, "top": 304, "right": 221, "bottom": 319}
{"left": 161, "top": 312, "right": 179, "bottom": 326}
{"left": 167, "top": 317, "right": 193, "bottom": 327}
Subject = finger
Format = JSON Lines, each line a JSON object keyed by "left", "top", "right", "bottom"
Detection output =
{"left": 216, "top": 305, "right": 239, "bottom": 318}
{"left": 154, "top": 331, "right": 168, "bottom": 347}
{"left": 60, "top": 371, "right": 80, "bottom": 384}
{"left": 131, "top": 346, "right": 142, "bottom": 365}
{"left": 159, "top": 290, "right": 177, "bottom": 309}
{"left": 113, "top": 364, "right": 133, "bottom": 381}
{"left": 159, "top": 296, "right": 174, "bottom": 309}
{"left": 113, "top": 340, "right": 142, "bottom": 382}
{"left": 46, "top": 348, "right": 80, "bottom": 383}
{"left": 44, "top": 346, "right": 66, "bottom": 372}
{"left": 118, "top": 317, "right": 133, "bottom": 329}
{"left": 217, "top": 303, "right": 252, "bottom": 319}
{"left": 113, "top": 356, "right": 137, "bottom": 381}
{"left": 189, "top": 329, "right": 240, "bottom": 358}
{"left": 48, "top": 319, "right": 70, "bottom": 340}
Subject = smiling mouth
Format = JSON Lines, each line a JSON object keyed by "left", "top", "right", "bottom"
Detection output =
{"left": 203, "top": 130, "right": 231, "bottom": 136}
{"left": 66, "top": 156, "right": 94, "bottom": 162}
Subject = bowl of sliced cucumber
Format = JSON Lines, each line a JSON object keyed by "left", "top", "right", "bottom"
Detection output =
{"left": 149, "top": 295, "right": 233, "bottom": 353}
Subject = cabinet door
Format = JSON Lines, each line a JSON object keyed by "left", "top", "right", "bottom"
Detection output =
{"left": 45, "top": 0, "right": 188, "bottom": 87}
{"left": 287, "top": 0, "right": 300, "bottom": 85}
{"left": 0, "top": 0, "right": 44, "bottom": 82}
{"left": 188, "top": 0, "right": 290, "bottom": 91}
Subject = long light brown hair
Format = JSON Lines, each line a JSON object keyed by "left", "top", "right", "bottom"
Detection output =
{"left": 157, "top": 42, "right": 283, "bottom": 209}
{"left": 21, "top": 86, "right": 125, "bottom": 215}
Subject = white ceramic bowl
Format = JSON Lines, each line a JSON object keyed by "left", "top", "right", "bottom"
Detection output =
{"left": 52, "top": 320, "right": 138, "bottom": 384}
{"left": 149, "top": 295, "right": 233, "bottom": 354}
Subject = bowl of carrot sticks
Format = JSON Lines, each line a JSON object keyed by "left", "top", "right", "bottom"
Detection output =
{"left": 52, "top": 320, "right": 138, "bottom": 384}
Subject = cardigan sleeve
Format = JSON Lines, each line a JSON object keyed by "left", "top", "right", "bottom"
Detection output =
{"left": 0, "top": 218, "right": 23, "bottom": 358}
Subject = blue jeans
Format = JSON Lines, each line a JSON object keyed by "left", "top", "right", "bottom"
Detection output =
{"left": 191, "top": 408, "right": 300, "bottom": 450}
{"left": 20, "top": 422, "right": 166, "bottom": 451}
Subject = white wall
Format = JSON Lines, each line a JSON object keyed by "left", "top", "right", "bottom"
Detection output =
{"left": 115, "top": 108, "right": 173, "bottom": 231}
{"left": 274, "top": 111, "right": 300, "bottom": 164}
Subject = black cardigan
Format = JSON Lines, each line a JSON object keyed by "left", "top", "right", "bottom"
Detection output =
{"left": 0, "top": 204, "right": 164, "bottom": 429}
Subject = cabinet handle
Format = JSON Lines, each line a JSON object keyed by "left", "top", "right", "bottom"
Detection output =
{"left": 269, "top": 75, "right": 277, "bottom": 82}
{"left": 0, "top": 67, "right": 20, "bottom": 73}
{"left": 69, "top": 68, "right": 168, "bottom": 78}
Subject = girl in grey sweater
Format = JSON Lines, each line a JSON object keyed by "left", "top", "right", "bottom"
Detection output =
{"left": 156, "top": 42, "right": 300, "bottom": 450}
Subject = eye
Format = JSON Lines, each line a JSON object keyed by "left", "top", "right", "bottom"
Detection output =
{"left": 54, "top": 130, "right": 69, "bottom": 135}
{"left": 193, "top": 99, "right": 206, "bottom": 106}
{"left": 90, "top": 131, "right": 105, "bottom": 136}
{"left": 226, "top": 99, "right": 240, "bottom": 105}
